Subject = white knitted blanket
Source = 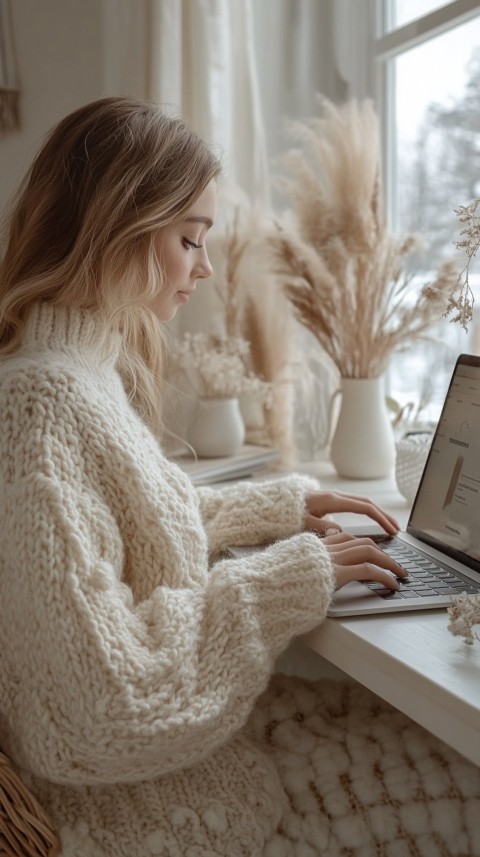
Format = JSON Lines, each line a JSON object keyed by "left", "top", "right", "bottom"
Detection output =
{"left": 246, "top": 674, "right": 480, "bottom": 857}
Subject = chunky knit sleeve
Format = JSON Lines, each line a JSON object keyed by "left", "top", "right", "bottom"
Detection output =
{"left": 196, "top": 475, "right": 322, "bottom": 553}
{"left": 0, "top": 369, "right": 335, "bottom": 790}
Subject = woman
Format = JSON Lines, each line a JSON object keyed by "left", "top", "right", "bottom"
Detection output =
{"left": 0, "top": 97, "right": 477, "bottom": 857}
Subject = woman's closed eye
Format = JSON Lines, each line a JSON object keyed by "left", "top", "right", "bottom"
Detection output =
{"left": 182, "top": 238, "right": 202, "bottom": 250}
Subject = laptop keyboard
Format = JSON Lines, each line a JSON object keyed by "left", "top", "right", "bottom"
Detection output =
{"left": 365, "top": 535, "right": 480, "bottom": 600}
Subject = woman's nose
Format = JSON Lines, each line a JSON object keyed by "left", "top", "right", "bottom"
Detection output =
{"left": 195, "top": 250, "right": 213, "bottom": 280}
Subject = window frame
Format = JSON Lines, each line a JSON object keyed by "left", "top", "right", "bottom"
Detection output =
{"left": 333, "top": 0, "right": 480, "bottom": 412}
{"left": 373, "top": 0, "right": 480, "bottom": 228}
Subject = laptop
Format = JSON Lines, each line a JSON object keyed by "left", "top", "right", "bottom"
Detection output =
{"left": 230, "top": 354, "right": 480, "bottom": 617}
{"left": 329, "top": 352, "right": 480, "bottom": 615}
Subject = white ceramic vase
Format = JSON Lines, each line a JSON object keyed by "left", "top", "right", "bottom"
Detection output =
{"left": 189, "top": 397, "right": 245, "bottom": 458}
{"left": 329, "top": 376, "right": 396, "bottom": 479}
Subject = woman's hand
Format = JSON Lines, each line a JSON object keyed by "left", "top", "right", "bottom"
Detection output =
{"left": 304, "top": 490, "right": 400, "bottom": 537}
{"left": 321, "top": 532, "right": 408, "bottom": 591}
{"left": 303, "top": 490, "right": 405, "bottom": 591}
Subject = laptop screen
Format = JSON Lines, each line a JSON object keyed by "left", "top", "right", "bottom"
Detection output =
{"left": 407, "top": 353, "right": 480, "bottom": 570}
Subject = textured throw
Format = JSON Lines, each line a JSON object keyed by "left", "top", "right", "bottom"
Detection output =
{"left": 248, "top": 674, "right": 480, "bottom": 857}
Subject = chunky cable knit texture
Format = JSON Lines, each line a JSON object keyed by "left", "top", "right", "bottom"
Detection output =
{"left": 0, "top": 304, "right": 335, "bottom": 857}
{"left": 3, "top": 304, "right": 478, "bottom": 857}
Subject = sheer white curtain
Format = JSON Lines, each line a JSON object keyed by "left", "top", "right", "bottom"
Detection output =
{"left": 252, "top": 0, "right": 345, "bottom": 162}
{"left": 102, "top": 0, "right": 269, "bottom": 204}
{"left": 101, "top": 0, "right": 269, "bottom": 336}
{"left": 148, "top": 0, "right": 269, "bottom": 205}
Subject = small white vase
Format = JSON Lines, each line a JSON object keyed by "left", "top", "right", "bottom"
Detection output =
{"left": 189, "top": 397, "right": 245, "bottom": 458}
{"left": 329, "top": 376, "right": 396, "bottom": 479}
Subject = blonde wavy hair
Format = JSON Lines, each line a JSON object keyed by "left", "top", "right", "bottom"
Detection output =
{"left": 0, "top": 96, "right": 221, "bottom": 432}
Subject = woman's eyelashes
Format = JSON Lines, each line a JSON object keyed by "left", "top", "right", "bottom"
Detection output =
{"left": 182, "top": 237, "right": 202, "bottom": 250}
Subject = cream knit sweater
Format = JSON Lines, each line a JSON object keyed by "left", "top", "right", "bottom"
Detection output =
{"left": 0, "top": 303, "right": 335, "bottom": 857}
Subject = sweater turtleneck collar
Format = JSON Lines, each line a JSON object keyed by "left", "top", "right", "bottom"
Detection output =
{"left": 22, "top": 302, "right": 122, "bottom": 365}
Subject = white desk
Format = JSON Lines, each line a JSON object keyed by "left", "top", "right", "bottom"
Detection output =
{"left": 295, "top": 460, "right": 480, "bottom": 766}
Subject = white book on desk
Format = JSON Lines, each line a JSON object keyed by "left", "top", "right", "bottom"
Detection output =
{"left": 173, "top": 444, "right": 280, "bottom": 485}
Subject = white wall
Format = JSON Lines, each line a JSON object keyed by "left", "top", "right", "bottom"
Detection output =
{"left": 0, "top": 0, "right": 103, "bottom": 218}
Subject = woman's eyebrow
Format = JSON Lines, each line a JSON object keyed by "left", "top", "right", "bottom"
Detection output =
{"left": 185, "top": 216, "right": 214, "bottom": 228}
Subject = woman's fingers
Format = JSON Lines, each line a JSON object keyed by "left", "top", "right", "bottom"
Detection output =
{"left": 327, "top": 495, "right": 399, "bottom": 534}
{"left": 332, "top": 563, "right": 403, "bottom": 592}
{"left": 306, "top": 491, "right": 400, "bottom": 534}
{"left": 329, "top": 543, "right": 405, "bottom": 572}
{"left": 324, "top": 534, "right": 382, "bottom": 550}
{"left": 303, "top": 514, "right": 343, "bottom": 537}
{"left": 324, "top": 541, "right": 408, "bottom": 592}
{"left": 338, "top": 497, "right": 399, "bottom": 533}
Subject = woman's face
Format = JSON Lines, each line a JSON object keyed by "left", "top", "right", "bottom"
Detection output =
{"left": 151, "top": 179, "right": 217, "bottom": 321}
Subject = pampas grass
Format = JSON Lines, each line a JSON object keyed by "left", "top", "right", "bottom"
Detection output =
{"left": 212, "top": 199, "right": 297, "bottom": 463}
{"left": 214, "top": 203, "right": 294, "bottom": 387}
{"left": 213, "top": 207, "right": 249, "bottom": 340}
{"left": 266, "top": 97, "right": 462, "bottom": 379}
{"left": 242, "top": 281, "right": 296, "bottom": 465}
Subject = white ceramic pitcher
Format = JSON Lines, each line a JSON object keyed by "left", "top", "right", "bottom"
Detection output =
{"left": 328, "top": 376, "right": 396, "bottom": 479}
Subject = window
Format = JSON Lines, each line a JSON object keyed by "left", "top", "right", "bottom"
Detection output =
{"left": 375, "top": 0, "right": 480, "bottom": 423}
{"left": 386, "top": 0, "right": 455, "bottom": 29}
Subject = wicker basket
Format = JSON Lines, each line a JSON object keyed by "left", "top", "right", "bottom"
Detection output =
{"left": 0, "top": 751, "right": 60, "bottom": 857}
{"left": 395, "top": 433, "right": 432, "bottom": 505}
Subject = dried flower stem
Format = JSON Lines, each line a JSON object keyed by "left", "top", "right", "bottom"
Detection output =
{"left": 268, "top": 225, "right": 459, "bottom": 378}
{"left": 444, "top": 199, "right": 479, "bottom": 331}
{"left": 268, "top": 97, "right": 464, "bottom": 378}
